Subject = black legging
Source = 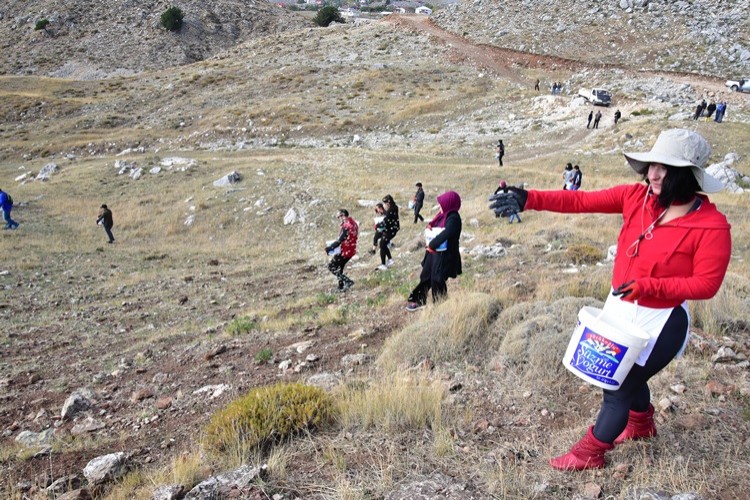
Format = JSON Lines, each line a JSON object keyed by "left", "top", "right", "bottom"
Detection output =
{"left": 379, "top": 237, "right": 392, "bottom": 265}
{"left": 592, "top": 306, "right": 688, "bottom": 443}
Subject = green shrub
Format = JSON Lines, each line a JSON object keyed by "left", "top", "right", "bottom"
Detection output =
{"left": 160, "top": 6, "right": 184, "bottom": 32}
{"left": 204, "top": 383, "right": 335, "bottom": 453}
{"left": 226, "top": 317, "right": 257, "bottom": 336}
{"left": 313, "top": 6, "right": 345, "bottom": 27}
{"left": 254, "top": 348, "right": 273, "bottom": 364}
{"left": 565, "top": 243, "right": 603, "bottom": 265}
{"left": 35, "top": 19, "right": 50, "bottom": 31}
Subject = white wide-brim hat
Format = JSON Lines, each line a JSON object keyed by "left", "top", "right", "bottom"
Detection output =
{"left": 623, "top": 129, "right": 724, "bottom": 193}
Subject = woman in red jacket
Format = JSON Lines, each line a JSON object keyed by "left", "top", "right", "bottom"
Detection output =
{"left": 496, "top": 129, "right": 731, "bottom": 470}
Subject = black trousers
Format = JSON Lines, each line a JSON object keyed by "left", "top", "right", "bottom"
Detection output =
{"left": 327, "top": 255, "right": 352, "bottom": 288}
{"left": 413, "top": 203, "right": 424, "bottom": 223}
{"left": 592, "top": 306, "right": 688, "bottom": 443}
{"left": 407, "top": 252, "right": 447, "bottom": 305}
{"left": 379, "top": 237, "right": 392, "bottom": 265}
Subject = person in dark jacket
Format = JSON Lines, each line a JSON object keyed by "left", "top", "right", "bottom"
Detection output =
{"left": 376, "top": 195, "right": 400, "bottom": 270}
{"left": 705, "top": 101, "right": 716, "bottom": 121}
{"left": 325, "top": 209, "right": 359, "bottom": 292}
{"left": 496, "top": 140, "right": 505, "bottom": 166}
{"left": 0, "top": 188, "right": 19, "bottom": 230}
{"left": 413, "top": 182, "right": 425, "bottom": 223}
{"left": 406, "top": 191, "right": 462, "bottom": 311}
{"left": 586, "top": 111, "right": 593, "bottom": 129}
{"left": 614, "top": 109, "right": 622, "bottom": 125}
{"left": 96, "top": 204, "right": 114, "bottom": 243}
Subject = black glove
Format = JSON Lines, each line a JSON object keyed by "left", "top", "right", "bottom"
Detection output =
{"left": 507, "top": 187, "right": 528, "bottom": 211}
{"left": 325, "top": 246, "right": 332, "bottom": 253}
{"left": 489, "top": 187, "right": 527, "bottom": 217}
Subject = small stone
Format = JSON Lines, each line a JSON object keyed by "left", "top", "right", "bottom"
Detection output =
{"left": 673, "top": 413, "right": 709, "bottom": 430}
{"left": 581, "top": 482, "right": 601, "bottom": 498}
{"left": 670, "top": 383, "right": 686, "bottom": 394}
{"left": 156, "top": 397, "right": 173, "bottom": 410}
{"left": 130, "top": 388, "right": 155, "bottom": 403}
{"left": 657, "top": 397, "right": 672, "bottom": 411}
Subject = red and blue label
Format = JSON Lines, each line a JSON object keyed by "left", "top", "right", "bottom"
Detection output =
{"left": 569, "top": 325, "right": 628, "bottom": 386}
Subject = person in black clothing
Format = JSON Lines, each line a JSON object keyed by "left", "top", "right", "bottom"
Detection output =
{"left": 693, "top": 99, "right": 707, "bottom": 120}
{"left": 586, "top": 111, "right": 593, "bottom": 129}
{"left": 614, "top": 109, "right": 622, "bottom": 125}
{"left": 535, "top": 79, "right": 540, "bottom": 91}
{"left": 571, "top": 165, "right": 582, "bottom": 191}
{"left": 96, "top": 204, "right": 115, "bottom": 243}
{"left": 705, "top": 101, "right": 716, "bottom": 121}
{"left": 496, "top": 140, "right": 505, "bottom": 166}
{"left": 376, "top": 195, "right": 400, "bottom": 270}
{"left": 406, "top": 191, "right": 462, "bottom": 311}
{"left": 413, "top": 182, "right": 425, "bottom": 223}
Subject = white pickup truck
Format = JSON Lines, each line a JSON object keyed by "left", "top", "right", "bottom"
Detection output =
{"left": 578, "top": 88, "right": 612, "bottom": 106}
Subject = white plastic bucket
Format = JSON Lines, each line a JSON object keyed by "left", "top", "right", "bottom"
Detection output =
{"left": 424, "top": 227, "right": 448, "bottom": 252}
{"left": 562, "top": 306, "right": 651, "bottom": 390}
{"left": 326, "top": 240, "right": 341, "bottom": 256}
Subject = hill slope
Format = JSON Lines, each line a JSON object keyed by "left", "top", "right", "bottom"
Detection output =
{"left": 0, "top": 0, "right": 310, "bottom": 78}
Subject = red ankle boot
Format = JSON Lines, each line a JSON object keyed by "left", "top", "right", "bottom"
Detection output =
{"left": 614, "top": 404, "right": 657, "bottom": 444}
{"left": 549, "top": 426, "right": 614, "bottom": 471}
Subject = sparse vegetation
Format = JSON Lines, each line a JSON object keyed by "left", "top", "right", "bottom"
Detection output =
{"left": 34, "top": 19, "right": 50, "bottom": 31}
{"left": 160, "top": 6, "right": 184, "bottom": 32}
{"left": 313, "top": 6, "right": 345, "bottom": 27}
{"left": 203, "top": 383, "right": 335, "bottom": 455}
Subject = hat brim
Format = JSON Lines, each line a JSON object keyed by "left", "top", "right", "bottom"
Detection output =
{"left": 624, "top": 152, "right": 724, "bottom": 193}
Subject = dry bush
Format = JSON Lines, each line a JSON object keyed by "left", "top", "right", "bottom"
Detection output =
{"left": 203, "top": 383, "right": 335, "bottom": 458}
{"left": 490, "top": 296, "right": 602, "bottom": 386}
{"left": 377, "top": 292, "right": 501, "bottom": 371}
{"left": 334, "top": 373, "right": 445, "bottom": 433}
{"left": 690, "top": 272, "right": 750, "bottom": 336}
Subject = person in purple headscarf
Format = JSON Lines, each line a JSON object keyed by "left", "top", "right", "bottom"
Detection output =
{"left": 405, "top": 191, "right": 462, "bottom": 312}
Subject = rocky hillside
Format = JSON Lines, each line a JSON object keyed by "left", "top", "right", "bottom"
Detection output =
{"left": 0, "top": 0, "right": 310, "bottom": 78}
{"left": 434, "top": 0, "right": 750, "bottom": 77}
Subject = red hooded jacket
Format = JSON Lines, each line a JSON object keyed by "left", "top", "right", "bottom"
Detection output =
{"left": 526, "top": 183, "right": 732, "bottom": 308}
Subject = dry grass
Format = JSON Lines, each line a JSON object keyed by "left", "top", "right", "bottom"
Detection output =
{"left": 335, "top": 372, "right": 445, "bottom": 433}
{"left": 377, "top": 291, "right": 501, "bottom": 371}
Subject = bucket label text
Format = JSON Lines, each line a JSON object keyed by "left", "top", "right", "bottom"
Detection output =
{"left": 570, "top": 326, "right": 628, "bottom": 386}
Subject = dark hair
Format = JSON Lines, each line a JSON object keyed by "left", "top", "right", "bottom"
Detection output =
{"left": 382, "top": 194, "right": 399, "bottom": 215}
{"left": 101, "top": 204, "right": 108, "bottom": 209}
{"left": 415, "top": 182, "right": 422, "bottom": 187}
{"left": 642, "top": 165, "right": 701, "bottom": 207}
{"left": 337, "top": 208, "right": 348, "bottom": 217}
{"left": 574, "top": 165, "right": 580, "bottom": 170}
{"left": 565, "top": 164, "right": 573, "bottom": 171}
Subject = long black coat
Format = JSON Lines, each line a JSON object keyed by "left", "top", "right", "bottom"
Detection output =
{"left": 424, "top": 211, "right": 462, "bottom": 279}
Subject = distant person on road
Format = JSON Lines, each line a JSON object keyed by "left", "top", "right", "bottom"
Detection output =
{"left": 96, "top": 204, "right": 114, "bottom": 243}
{"left": 405, "top": 191, "right": 462, "bottom": 312}
{"left": 614, "top": 109, "right": 622, "bottom": 125}
{"left": 705, "top": 101, "right": 717, "bottom": 121}
{"left": 693, "top": 99, "right": 707, "bottom": 120}
{"left": 325, "top": 208, "right": 358, "bottom": 292}
{"left": 586, "top": 110, "right": 593, "bottom": 129}
{"left": 714, "top": 101, "right": 727, "bottom": 123}
{"left": 491, "top": 129, "right": 731, "bottom": 471}
{"left": 376, "top": 195, "right": 400, "bottom": 270}
{"left": 535, "top": 79, "right": 540, "bottom": 91}
{"left": 496, "top": 139, "right": 505, "bottom": 167}
{"left": 413, "top": 182, "right": 425, "bottom": 223}
{"left": 0, "top": 188, "right": 19, "bottom": 230}
{"left": 593, "top": 110, "right": 602, "bottom": 129}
